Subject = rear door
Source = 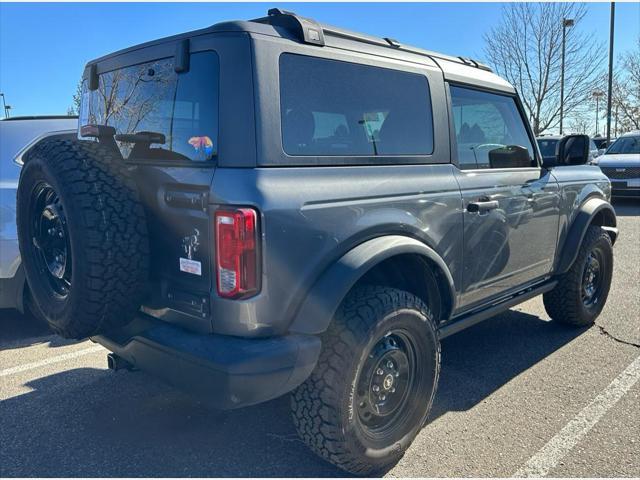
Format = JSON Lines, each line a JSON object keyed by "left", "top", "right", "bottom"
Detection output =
{"left": 448, "top": 85, "right": 560, "bottom": 312}
{"left": 80, "top": 50, "right": 220, "bottom": 330}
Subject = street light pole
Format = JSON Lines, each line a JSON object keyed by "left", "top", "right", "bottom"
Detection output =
{"left": 592, "top": 90, "right": 605, "bottom": 136}
{"left": 595, "top": 96, "right": 600, "bottom": 135}
{"left": 606, "top": 2, "right": 615, "bottom": 144}
{"left": 559, "top": 18, "right": 574, "bottom": 135}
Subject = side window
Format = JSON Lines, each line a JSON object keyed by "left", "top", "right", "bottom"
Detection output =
{"left": 279, "top": 53, "right": 434, "bottom": 157}
{"left": 450, "top": 86, "right": 536, "bottom": 169}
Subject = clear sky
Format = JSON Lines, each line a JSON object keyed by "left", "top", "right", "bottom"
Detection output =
{"left": 1, "top": 2, "right": 638, "bottom": 117}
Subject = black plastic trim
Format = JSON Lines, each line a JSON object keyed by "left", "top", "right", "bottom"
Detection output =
{"left": 439, "top": 280, "right": 557, "bottom": 339}
{"left": 92, "top": 313, "right": 321, "bottom": 409}
{"left": 555, "top": 198, "right": 617, "bottom": 274}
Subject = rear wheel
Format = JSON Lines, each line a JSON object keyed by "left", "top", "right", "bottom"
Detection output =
{"left": 291, "top": 286, "right": 440, "bottom": 475}
{"left": 544, "top": 225, "right": 613, "bottom": 327}
{"left": 16, "top": 139, "right": 149, "bottom": 339}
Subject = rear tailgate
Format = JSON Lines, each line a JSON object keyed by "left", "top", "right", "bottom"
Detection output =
{"left": 79, "top": 50, "right": 221, "bottom": 332}
{"left": 135, "top": 166, "right": 215, "bottom": 332}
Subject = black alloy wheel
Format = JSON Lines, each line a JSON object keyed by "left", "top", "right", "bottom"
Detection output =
{"left": 581, "top": 249, "right": 604, "bottom": 308}
{"left": 356, "top": 331, "right": 417, "bottom": 436}
{"left": 29, "top": 182, "right": 72, "bottom": 298}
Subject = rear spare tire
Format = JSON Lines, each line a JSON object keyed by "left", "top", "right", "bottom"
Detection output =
{"left": 16, "top": 139, "right": 149, "bottom": 339}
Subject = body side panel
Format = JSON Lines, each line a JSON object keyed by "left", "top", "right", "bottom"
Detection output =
{"left": 209, "top": 164, "right": 463, "bottom": 337}
{"left": 453, "top": 167, "right": 561, "bottom": 312}
{"left": 549, "top": 165, "right": 613, "bottom": 272}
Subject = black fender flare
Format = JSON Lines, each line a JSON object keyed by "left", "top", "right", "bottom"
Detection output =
{"left": 288, "top": 235, "right": 456, "bottom": 335}
{"left": 556, "top": 197, "right": 618, "bottom": 274}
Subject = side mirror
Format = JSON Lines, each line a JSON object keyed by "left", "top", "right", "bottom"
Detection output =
{"left": 557, "top": 134, "right": 590, "bottom": 166}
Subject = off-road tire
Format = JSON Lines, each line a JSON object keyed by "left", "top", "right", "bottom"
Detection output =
{"left": 543, "top": 225, "right": 613, "bottom": 327}
{"left": 16, "top": 139, "right": 149, "bottom": 339}
{"left": 291, "top": 286, "right": 440, "bottom": 475}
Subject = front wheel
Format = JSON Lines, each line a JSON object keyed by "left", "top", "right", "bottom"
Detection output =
{"left": 291, "top": 286, "right": 440, "bottom": 475}
{"left": 544, "top": 225, "right": 614, "bottom": 327}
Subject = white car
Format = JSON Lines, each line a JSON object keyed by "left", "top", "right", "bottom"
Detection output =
{"left": 0, "top": 116, "right": 77, "bottom": 312}
{"left": 591, "top": 131, "right": 640, "bottom": 198}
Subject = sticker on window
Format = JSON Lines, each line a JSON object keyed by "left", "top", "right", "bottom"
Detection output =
{"left": 188, "top": 136, "right": 214, "bottom": 161}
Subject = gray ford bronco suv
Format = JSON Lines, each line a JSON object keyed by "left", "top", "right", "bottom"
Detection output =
{"left": 16, "top": 9, "right": 618, "bottom": 475}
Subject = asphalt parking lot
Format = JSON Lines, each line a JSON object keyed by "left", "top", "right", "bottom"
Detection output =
{"left": 1, "top": 198, "right": 638, "bottom": 478}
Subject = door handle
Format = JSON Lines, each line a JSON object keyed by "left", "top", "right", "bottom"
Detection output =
{"left": 467, "top": 200, "right": 499, "bottom": 214}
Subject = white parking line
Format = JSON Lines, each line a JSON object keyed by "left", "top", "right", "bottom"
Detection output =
{"left": 0, "top": 345, "right": 105, "bottom": 377}
{"left": 514, "top": 354, "right": 640, "bottom": 478}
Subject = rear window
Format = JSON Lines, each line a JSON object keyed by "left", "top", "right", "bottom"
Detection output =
{"left": 80, "top": 51, "right": 219, "bottom": 162}
{"left": 279, "top": 54, "right": 434, "bottom": 157}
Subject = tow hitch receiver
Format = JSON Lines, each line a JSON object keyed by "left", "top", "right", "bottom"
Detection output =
{"left": 107, "top": 353, "right": 136, "bottom": 372}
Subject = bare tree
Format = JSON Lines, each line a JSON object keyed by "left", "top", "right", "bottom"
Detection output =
{"left": 567, "top": 109, "right": 591, "bottom": 135}
{"left": 484, "top": 3, "right": 605, "bottom": 135}
{"left": 590, "top": 39, "right": 640, "bottom": 137}
{"left": 68, "top": 80, "right": 83, "bottom": 116}
{"left": 611, "top": 38, "right": 640, "bottom": 133}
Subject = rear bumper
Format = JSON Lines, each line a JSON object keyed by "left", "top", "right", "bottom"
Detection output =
{"left": 92, "top": 314, "right": 321, "bottom": 409}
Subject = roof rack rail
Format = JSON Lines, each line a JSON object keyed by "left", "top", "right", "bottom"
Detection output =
{"left": 253, "top": 8, "right": 325, "bottom": 46}
{"left": 384, "top": 37, "right": 401, "bottom": 48}
{"left": 458, "top": 56, "right": 492, "bottom": 72}
{"left": 252, "top": 8, "right": 493, "bottom": 73}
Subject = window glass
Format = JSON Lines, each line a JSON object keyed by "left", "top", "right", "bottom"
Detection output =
{"left": 279, "top": 54, "right": 434, "bottom": 157}
{"left": 450, "top": 86, "right": 536, "bottom": 169}
{"left": 537, "top": 138, "right": 559, "bottom": 158}
{"left": 80, "top": 52, "right": 219, "bottom": 162}
{"left": 605, "top": 136, "right": 640, "bottom": 155}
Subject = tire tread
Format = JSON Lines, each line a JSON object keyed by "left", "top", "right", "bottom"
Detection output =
{"left": 291, "top": 286, "right": 440, "bottom": 475}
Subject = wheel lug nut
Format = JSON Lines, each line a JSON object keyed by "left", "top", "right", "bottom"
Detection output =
{"left": 391, "top": 387, "right": 396, "bottom": 393}
{"left": 386, "top": 361, "right": 394, "bottom": 369}
{"left": 376, "top": 368, "right": 384, "bottom": 375}
{"left": 394, "top": 371, "right": 400, "bottom": 377}
{"left": 48, "top": 228, "right": 55, "bottom": 235}
{"left": 380, "top": 394, "right": 386, "bottom": 401}
{"left": 372, "top": 385, "right": 380, "bottom": 392}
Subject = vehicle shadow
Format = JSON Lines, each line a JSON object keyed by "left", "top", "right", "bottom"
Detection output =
{"left": 612, "top": 198, "right": 640, "bottom": 217}
{"left": 0, "top": 309, "right": 585, "bottom": 477}
{"left": 0, "top": 308, "right": 79, "bottom": 350}
{"left": 430, "top": 309, "right": 585, "bottom": 421}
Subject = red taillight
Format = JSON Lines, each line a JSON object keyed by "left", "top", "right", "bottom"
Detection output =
{"left": 215, "top": 208, "right": 259, "bottom": 298}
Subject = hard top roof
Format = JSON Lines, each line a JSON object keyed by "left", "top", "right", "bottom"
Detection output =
{"left": 85, "top": 8, "right": 514, "bottom": 93}
{"left": 619, "top": 130, "right": 640, "bottom": 138}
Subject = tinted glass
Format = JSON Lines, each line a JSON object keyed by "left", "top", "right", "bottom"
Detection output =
{"left": 80, "top": 52, "right": 219, "bottom": 162}
{"left": 450, "top": 86, "right": 536, "bottom": 169}
{"left": 605, "top": 136, "right": 640, "bottom": 154}
{"left": 537, "top": 138, "right": 559, "bottom": 157}
{"left": 279, "top": 54, "right": 434, "bottom": 157}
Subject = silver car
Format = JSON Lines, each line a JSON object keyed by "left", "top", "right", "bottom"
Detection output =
{"left": 591, "top": 131, "right": 640, "bottom": 198}
{"left": 0, "top": 116, "right": 77, "bottom": 312}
